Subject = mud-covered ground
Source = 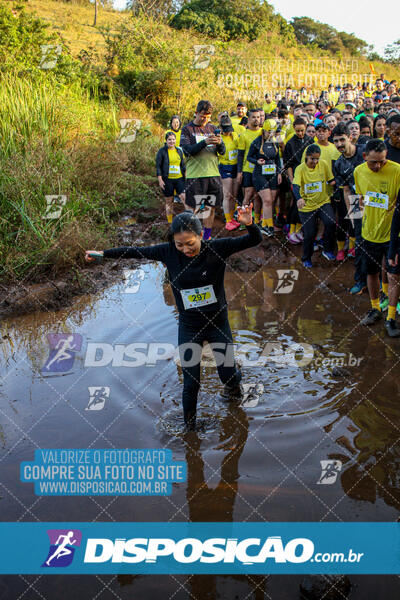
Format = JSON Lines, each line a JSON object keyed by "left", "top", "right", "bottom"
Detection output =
{"left": 0, "top": 208, "right": 289, "bottom": 320}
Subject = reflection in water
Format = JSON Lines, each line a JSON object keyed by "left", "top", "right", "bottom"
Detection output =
{"left": 184, "top": 404, "right": 267, "bottom": 598}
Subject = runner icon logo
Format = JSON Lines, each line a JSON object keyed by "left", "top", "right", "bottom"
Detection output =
{"left": 123, "top": 268, "right": 145, "bottom": 294}
{"left": 241, "top": 382, "right": 264, "bottom": 407}
{"left": 117, "top": 119, "right": 142, "bottom": 143}
{"left": 317, "top": 460, "right": 342, "bottom": 485}
{"left": 43, "top": 195, "right": 67, "bottom": 220}
{"left": 193, "top": 45, "right": 215, "bottom": 69}
{"left": 274, "top": 270, "right": 299, "bottom": 294}
{"left": 39, "top": 44, "right": 62, "bottom": 69}
{"left": 86, "top": 386, "right": 110, "bottom": 411}
{"left": 42, "top": 333, "right": 83, "bottom": 374}
{"left": 42, "top": 529, "right": 82, "bottom": 568}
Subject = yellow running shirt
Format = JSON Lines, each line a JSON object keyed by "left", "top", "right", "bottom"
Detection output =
{"left": 233, "top": 123, "right": 246, "bottom": 137}
{"left": 167, "top": 147, "right": 182, "bottom": 179}
{"left": 263, "top": 101, "right": 277, "bottom": 114}
{"left": 354, "top": 160, "right": 400, "bottom": 243}
{"left": 238, "top": 128, "right": 262, "bottom": 173}
{"left": 218, "top": 132, "right": 239, "bottom": 165}
{"left": 301, "top": 142, "right": 340, "bottom": 166}
{"left": 293, "top": 159, "right": 334, "bottom": 212}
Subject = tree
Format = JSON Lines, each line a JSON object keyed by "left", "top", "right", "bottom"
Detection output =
{"left": 291, "top": 16, "right": 367, "bottom": 55}
{"left": 384, "top": 40, "right": 400, "bottom": 66}
{"left": 128, "top": 0, "right": 180, "bottom": 19}
{"left": 170, "top": 0, "right": 287, "bottom": 42}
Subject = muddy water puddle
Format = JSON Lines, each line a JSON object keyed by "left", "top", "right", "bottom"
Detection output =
{"left": 0, "top": 258, "right": 399, "bottom": 598}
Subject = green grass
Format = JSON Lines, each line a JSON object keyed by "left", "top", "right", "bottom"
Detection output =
{"left": 0, "top": 73, "right": 160, "bottom": 280}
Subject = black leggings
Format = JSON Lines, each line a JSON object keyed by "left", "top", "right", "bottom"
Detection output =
{"left": 178, "top": 311, "right": 242, "bottom": 421}
{"left": 299, "top": 203, "right": 336, "bottom": 262}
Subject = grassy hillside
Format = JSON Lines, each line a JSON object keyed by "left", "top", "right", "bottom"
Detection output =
{"left": 23, "top": 0, "right": 398, "bottom": 119}
{"left": 25, "top": 0, "right": 126, "bottom": 60}
{"left": 0, "top": 0, "right": 397, "bottom": 285}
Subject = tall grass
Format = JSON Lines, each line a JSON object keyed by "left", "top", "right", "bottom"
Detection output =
{"left": 0, "top": 74, "right": 161, "bottom": 281}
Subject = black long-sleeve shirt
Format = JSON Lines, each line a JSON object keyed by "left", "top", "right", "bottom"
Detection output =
{"left": 103, "top": 224, "right": 262, "bottom": 319}
{"left": 388, "top": 190, "right": 400, "bottom": 260}
{"left": 282, "top": 134, "right": 313, "bottom": 173}
{"left": 247, "top": 138, "right": 281, "bottom": 177}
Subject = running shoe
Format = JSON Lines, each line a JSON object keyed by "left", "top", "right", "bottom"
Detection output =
{"left": 225, "top": 221, "right": 237, "bottom": 231}
{"left": 361, "top": 309, "right": 382, "bottom": 326}
{"left": 322, "top": 250, "right": 335, "bottom": 261}
{"left": 336, "top": 250, "right": 346, "bottom": 262}
{"left": 275, "top": 214, "right": 286, "bottom": 229}
{"left": 220, "top": 383, "right": 244, "bottom": 401}
{"left": 260, "top": 226, "right": 274, "bottom": 237}
{"left": 348, "top": 248, "right": 356, "bottom": 258}
{"left": 173, "top": 195, "right": 182, "bottom": 204}
{"left": 385, "top": 319, "right": 400, "bottom": 338}
{"left": 295, "top": 230, "right": 303, "bottom": 241}
{"left": 287, "top": 232, "right": 300, "bottom": 244}
{"left": 302, "top": 259, "right": 313, "bottom": 268}
{"left": 349, "top": 283, "right": 367, "bottom": 295}
{"left": 316, "top": 238, "right": 324, "bottom": 248}
{"left": 230, "top": 218, "right": 241, "bottom": 229}
{"left": 379, "top": 292, "right": 389, "bottom": 312}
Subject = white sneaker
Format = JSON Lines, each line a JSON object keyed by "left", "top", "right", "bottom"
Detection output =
{"left": 287, "top": 232, "right": 300, "bottom": 244}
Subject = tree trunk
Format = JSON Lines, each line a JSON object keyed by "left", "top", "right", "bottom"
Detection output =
{"left": 93, "top": 0, "right": 98, "bottom": 27}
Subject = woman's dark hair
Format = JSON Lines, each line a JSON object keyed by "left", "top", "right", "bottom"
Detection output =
{"left": 169, "top": 115, "right": 181, "bottom": 131}
{"left": 305, "top": 143, "right": 321, "bottom": 157}
{"left": 167, "top": 211, "right": 202, "bottom": 243}
{"left": 373, "top": 114, "right": 387, "bottom": 137}
{"left": 165, "top": 131, "right": 176, "bottom": 142}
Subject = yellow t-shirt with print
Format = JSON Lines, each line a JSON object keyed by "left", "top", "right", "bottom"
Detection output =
{"left": 301, "top": 142, "right": 340, "bottom": 196}
{"left": 218, "top": 132, "right": 239, "bottom": 165}
{"left": 233, "top": 123, "right": 246, "bottom": 138}
{"left": 238, "top": 128, "right": 262, "bottom": 173}
{"left": 293, "top": 159, "right": 334, "bottom": 212}
{"left": 230, "top": 116, "right": 246, "bottom": 127}
{"left": 263, "top": 101, "right": 277, "bottom": 114}
{"left": 354, "top": 160, "right": 400, "bottom": 243}
{"left": 167, "top": 147, "right": 182, "bottom": 179}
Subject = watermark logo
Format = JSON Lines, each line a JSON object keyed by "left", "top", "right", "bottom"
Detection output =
{"left": 274, "top": 270, "right": 299, "bottom": 294}
{"left": 194, "top": 194, "right": 216, "bottom": 220}
{"left": 40, "top": 45, "right": 62, "bottom": 70}
{"left": 345, "top": 194, "right": 364, "bottom": 225}
{"left": 43, "top": 195, "right": 67, "bottom": 220}
{"left": 193, "top": 45, "right": 215, "bottom": 69}
{"left": 317, "top": 460, "right": 342, "bottom": 485}
{"left": 314, "top": 353, "right": 363, "bottom": 368}
{"left": 42, "top": 529, "right": 82, "bottom": 567}
{"left": 241, "top": 382, "right": 264, "bottom": 408}
{"left": 123, "top": 268, "right": 145, "bottom": 294}
{"left": 42, "top": 334, "right": 83, "bottom": 374}
{"left": 86, "top": 386, "right": 110, "bottom": 411}
{"left": 116, "top": 119, "right": 142, "bottom": 143}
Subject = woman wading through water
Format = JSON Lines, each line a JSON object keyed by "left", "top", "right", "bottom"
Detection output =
{"left": 85, "top": 205, "right": 261, "bottom": 430}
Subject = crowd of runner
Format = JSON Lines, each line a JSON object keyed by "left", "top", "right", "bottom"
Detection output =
{"left": 156, "top": 76, "right": 400, "bottom": 338}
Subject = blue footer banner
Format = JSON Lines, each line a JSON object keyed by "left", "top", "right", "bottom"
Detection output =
{"left": 0, "top": 522, "right": 399, "bottom": 574}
